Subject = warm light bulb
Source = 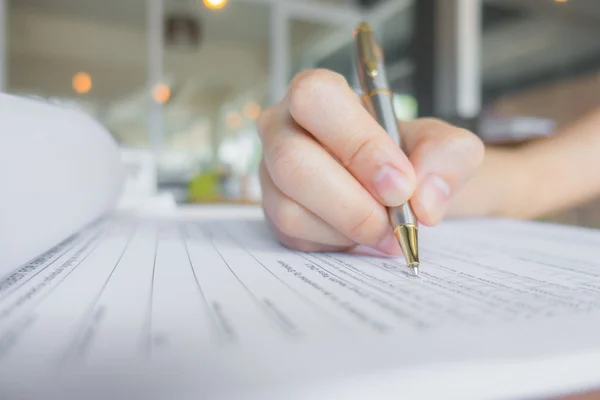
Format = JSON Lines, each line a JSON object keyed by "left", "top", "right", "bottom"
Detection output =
{"left": 554, "top": 0, "right": 568, "bottom": 3}
{"left": 243, "top": 102, "right": 261, "bottom": 120}
{"left": 152, "top": 84, "right": 171, "bottom": 104}
{"left": 72, "top": 72, "right": 92, "bottom": 94}
{"left": 203, "top": 0, "right": 227, "bottom": 10}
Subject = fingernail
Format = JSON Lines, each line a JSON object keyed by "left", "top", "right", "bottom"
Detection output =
{"left": 376, "top": 233, "right": 402, "bottom": 255}
{"left": 374, "top": 165, "right": 412, "bottom": 206}
{"left": 419, "top": 174, "right": 451, "bottom": 218}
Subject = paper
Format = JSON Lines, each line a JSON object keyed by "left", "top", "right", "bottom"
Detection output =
{"left": 0, "top": 93, "right": 124, "bottom": 276}
{"left": 2, "top": 211, "right": 600, "bottom": 399}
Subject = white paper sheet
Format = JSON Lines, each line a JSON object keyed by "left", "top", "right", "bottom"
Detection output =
{"left": 2, "top": 209, "right": 600, "bottom": 399}
{"left": 0, "top": 93, "right": 124, "bottom": 277}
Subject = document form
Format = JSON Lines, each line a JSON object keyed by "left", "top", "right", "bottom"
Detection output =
{"left": 2, "top": 208, "right": 600, "bottom": 400}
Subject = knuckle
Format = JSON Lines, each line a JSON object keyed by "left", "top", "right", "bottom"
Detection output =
{"left": 346, "top": 207, "right": 386, "bottom": 241}
{"left": 342, "top": 134, "right": 378, "bottom": 169}
{"left": 288, "top": 69, "right": 347, "bottom": 122}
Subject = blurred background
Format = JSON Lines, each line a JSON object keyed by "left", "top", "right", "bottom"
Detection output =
{"left": 2, "top": 0, "right": 600, "bottom": 226}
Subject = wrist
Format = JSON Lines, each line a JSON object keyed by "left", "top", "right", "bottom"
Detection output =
{"left": 488, "top": 147, "right": 534, "bottom": 219}
{"left": 446, "top": 146, "right": 528, "bottom": 220}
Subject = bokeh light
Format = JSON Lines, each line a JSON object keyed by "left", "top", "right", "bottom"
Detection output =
{"left": 152, "top": 84, "right": 171, "bottom": 104}
{"left": 72, "top": 72, "right": 92, "bottom": 94}
{"left": 243, "top": 102, "right": 261, "bottom": 120}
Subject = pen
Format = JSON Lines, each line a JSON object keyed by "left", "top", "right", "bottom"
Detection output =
{"left": 353, "top": 22, "right": 420, "bottom": 277}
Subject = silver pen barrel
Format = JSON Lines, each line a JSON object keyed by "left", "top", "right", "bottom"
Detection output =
{"left": 353, "top": 22, "right": 420, "bottom": 274}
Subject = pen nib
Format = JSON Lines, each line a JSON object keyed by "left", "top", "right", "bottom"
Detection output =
{"left": 410, "top": 264, "right": 419, "bottom": 277}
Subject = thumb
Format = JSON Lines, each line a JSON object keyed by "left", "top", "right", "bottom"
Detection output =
{"left": 399, "top": 119, "right": 485, "bottom": 226}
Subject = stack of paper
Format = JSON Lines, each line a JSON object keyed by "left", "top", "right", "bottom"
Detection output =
{"left": 2, "top": 92, "right": 600, "bottom": 400}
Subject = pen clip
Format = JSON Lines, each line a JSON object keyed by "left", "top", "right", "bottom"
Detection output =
{"left": 357, "top": 22, "right": 379, "bottom": 78}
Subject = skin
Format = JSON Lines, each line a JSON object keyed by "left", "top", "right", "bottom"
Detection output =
{"left": 257, "top": 69, "right": 600, "bottom": 255}
{"left": 451, "top": 106, "right": 600, "bottom": 221}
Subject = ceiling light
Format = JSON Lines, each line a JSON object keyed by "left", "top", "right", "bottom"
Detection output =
{"left": 203, "top": 0, "right": 228, "bottom": 10}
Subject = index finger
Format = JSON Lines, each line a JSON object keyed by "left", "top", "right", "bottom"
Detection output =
{"left": 285, "top": 69, "right": 417, "bottom": 208}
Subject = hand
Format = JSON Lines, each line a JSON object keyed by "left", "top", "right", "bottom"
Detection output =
{"left": 257, "top": 69, "right": 484, "bottom": 255}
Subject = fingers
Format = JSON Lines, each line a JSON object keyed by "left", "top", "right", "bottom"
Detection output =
{"left": 258, "top": 101, "right": 401, "bottom": 255}
{"left": 265, "top": 213, "right": 353, "bottom": 253}
{"left": 399, "top": 119, "right": 485, "bottom": 226}
{"left": 257, "top": 68, "right": 484, "bottom": 255}
{"left": 259, "top": 161, "right": 355, "bottom": 250}
{"left": 285, "top": 69, "right": 417, "bottom": 208}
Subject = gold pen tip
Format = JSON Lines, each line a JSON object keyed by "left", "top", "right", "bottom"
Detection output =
{"left": 394, "top": 224, "right": 420, "bottom": 271}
